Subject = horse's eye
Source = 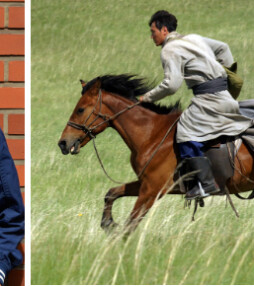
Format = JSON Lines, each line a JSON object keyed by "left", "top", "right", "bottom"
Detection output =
{"left": 77, "top": 108, "right": 85, "bottom": 114}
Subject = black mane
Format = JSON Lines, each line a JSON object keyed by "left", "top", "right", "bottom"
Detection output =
{"left": 82, "top": 74, "right": 181, "bottom": 114}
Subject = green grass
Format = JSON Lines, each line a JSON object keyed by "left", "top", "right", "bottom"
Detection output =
{"left": 31, "top": 0, "right": 254, "bottom": 284}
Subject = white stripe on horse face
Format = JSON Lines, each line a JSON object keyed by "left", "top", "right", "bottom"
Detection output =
{"left": 0, "top": 270, "right": 5, "bottom": 278}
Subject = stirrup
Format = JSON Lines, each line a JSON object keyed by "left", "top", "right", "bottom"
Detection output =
{"left": 198, "top": 182, "right": 210, "bottom": 198}
{"left": 185, "top": 182, "right": 210, "bottom": 200}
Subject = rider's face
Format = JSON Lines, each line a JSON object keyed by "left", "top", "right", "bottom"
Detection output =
{"left": 150, "top": 22, "right": 168, "bottom": 46}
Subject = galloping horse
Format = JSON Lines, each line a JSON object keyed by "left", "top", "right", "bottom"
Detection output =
{"left": 58, "top": 75, "right": 254, "bottom": 233}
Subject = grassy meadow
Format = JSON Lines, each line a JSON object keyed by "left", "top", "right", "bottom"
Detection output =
{"left": 31, "top": 0, "right": 254, "bottom": 284}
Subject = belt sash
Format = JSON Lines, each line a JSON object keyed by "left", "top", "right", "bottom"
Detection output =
{"left": 192, "top": 77, "right": 228, "bottom": 95}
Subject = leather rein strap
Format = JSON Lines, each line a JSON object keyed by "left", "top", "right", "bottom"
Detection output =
{"left": 235, "top": 191, "right": 254, "bottom": 200}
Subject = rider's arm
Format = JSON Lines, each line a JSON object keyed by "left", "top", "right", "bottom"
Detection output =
{"left": 142, "top": 50, "right": 183, "bottom": 103}
{"left": 202, "top": 37, "right": 234, "bottom": 68}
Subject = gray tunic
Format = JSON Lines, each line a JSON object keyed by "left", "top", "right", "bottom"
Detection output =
{"left": 143, "top": 32, "right": 253, "bottom": 143}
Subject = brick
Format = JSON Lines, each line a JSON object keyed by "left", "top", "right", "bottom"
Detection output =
{"left": 16, "top": 165, "right": 24, "bottom": 187}
{"left": 8, "top": 114, "right": 25, "bottom": 134}
{"left": 9, "top": 61, "right": 24, "bottom": 82}
{"left": 0, "top": 87, "right": 24, "bottom": 108}
{"left": 6, "top": 139, "right": 24, "bottom": 159}
{"left": 7, "top": 269, "right": 24, "bottom": 286}
{"left": 8, "top": 7, "right": 25, "bottom": 29}
{"left": 0, "top": 61, "right": 4, "bottom": 82}
{"left": 0, "top": 7, "right": 4, "bottom": 28}
{"left": 0, "top": 35, "right": 24, "bottom": 56}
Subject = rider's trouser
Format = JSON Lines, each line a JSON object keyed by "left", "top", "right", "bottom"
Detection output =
{"left": 178, "top": 141, "right": 205, "bottom": 159}
{"left": 0, "top": 128, "right": 24, "bottom": 285}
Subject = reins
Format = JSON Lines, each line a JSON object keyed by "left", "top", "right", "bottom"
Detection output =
{"left": 137, "top": 115, "right": 180, "bottom": 178}
{"left": 93, "top": 114, "right": 179, "bottom": 184}
{"left": 67, "top": 89, "right": 180, "bottom": 184}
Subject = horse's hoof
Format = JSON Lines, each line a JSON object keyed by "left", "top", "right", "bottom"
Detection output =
{"left": 101, "top": 219, "right": 118, "bottom": 233}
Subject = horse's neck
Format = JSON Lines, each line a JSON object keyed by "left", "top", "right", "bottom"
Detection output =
{"left": 103, "top": 94, "right": 175, "bottom": 153}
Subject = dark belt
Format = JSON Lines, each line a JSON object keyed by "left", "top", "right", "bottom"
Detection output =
{"left": 192, "top": 77, "right": 228, "bottom": 95}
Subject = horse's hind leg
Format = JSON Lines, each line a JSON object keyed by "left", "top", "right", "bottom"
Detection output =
{"left": 101, "top": 180, "right": 140, "bottom": 231}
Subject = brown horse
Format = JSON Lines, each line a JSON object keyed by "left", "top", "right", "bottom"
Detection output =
{"left": 58, "top": 75, "right": 254, "bottom": 233}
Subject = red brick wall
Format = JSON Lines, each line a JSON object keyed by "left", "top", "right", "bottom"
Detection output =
{"left": 0, "top": 0, "right": 25, "bottom": 285}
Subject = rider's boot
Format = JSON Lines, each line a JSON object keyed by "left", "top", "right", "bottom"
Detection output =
{"left": 182, "top": 157, "right": 220, "bottom": 200}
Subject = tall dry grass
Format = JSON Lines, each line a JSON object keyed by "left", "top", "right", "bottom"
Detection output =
{"left": 32, "top": 0, "right": 254, "bottom": 284}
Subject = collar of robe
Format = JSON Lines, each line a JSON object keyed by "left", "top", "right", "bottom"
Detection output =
{"left": 162, "top": 31, "right": 184, "bottom": 47}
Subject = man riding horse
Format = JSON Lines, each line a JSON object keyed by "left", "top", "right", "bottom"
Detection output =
{"left": 139, "top": 10, "right": 253, "bottom": 200}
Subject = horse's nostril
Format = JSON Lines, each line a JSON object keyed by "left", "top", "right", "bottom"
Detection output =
{"left": 58, "top": 140, "right": 69, "bottom": 155}
{"left": 58, "top": 140, "right": 66, "bottom": 146}
{"left": 58, "top": 140, "right": 67, "bottom": 150}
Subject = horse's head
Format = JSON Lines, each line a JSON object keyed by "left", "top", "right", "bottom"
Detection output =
{"left": 58, "top": 78, "right": 109, "bottom": 155}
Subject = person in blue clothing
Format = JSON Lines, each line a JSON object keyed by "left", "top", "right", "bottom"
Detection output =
{"left": 0, "top": 128, "right": 24, "bottom": 286}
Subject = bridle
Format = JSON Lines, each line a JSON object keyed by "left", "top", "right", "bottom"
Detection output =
{"left": 66, "top": 89, "right": 141, "bottom": 184}
{"left": 67, "top": 89, "right": 140, "bottom": 142}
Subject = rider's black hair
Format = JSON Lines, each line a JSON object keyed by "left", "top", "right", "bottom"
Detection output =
{"left": 149, "top": 10, "right": 177, "bottom": 32}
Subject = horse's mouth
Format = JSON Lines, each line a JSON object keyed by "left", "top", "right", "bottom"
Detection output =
{"left": 70, "top": 140, "right": 81, "bottom": 155}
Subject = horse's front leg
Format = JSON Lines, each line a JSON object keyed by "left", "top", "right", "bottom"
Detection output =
{"left": 101, "top": 180, "right": 140, "bottom": 231}
{"left": 124, "top": 184, "right": 161, "bottom": 235}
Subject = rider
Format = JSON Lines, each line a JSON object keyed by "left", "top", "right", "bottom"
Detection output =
{"left": 139, "top": 10, "right": 253, "bottom": 200}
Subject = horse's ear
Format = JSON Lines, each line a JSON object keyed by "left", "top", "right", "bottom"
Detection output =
{"left": 94, "top": 77, "right": 101, "bottom": 89}
{"left": 80, "top": 79, "right": 86, "bottom": 87}
{"left": 90, "top": 77, "right": 101, "bottom": 95}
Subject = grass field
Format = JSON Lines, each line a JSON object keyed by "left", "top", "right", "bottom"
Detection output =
{"left": 31, "top": 0, "right": 254, "bottom": 284}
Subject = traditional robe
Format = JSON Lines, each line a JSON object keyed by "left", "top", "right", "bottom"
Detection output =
{"left": 143, "top": 32, "right": 253, "bottom": 143}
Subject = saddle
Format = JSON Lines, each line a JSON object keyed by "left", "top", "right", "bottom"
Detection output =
{"left": 177, "top": 135, "right": 254, "bottom": 199}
